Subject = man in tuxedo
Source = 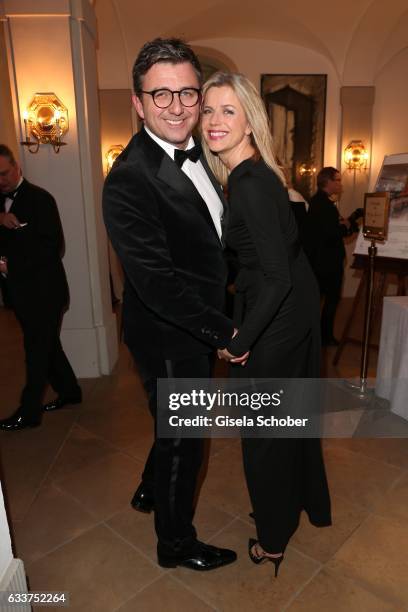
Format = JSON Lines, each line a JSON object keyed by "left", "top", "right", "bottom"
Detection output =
{"left": 103, "top": 39, "right": 240, "bottom": 571}
{"left": 0, "top": 145, "right": 81, "bottom": 431}
{"left": 306, "top": 167, "right": 352, "bottom": 346}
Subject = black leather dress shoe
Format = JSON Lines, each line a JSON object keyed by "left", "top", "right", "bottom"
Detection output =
{"left": 130, "top": 483, "right": 154, "bottom": 513}
{"left": 0, "top": 409, "right": 42, "bottom": 431}
{"left": 43, "top": 395, "right": 82, "bottom": 412}
{"left": 157, "top": 541, "right": 237, "bottom": 571}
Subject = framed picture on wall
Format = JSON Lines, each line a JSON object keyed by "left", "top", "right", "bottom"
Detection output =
{"left": 261, "top": 74, "right": 327, "bottom": 199}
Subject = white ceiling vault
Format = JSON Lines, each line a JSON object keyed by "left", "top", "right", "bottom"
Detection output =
{"left": 93, "top": 0, "right": 408, "bottom": 89}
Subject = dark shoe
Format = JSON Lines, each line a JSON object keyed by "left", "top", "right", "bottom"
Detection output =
{"left": 43, "top": 394, "right": 82, "bottom": 412}
{"left": 322, "top": 336, "right": 340, "bottom": 347}
{"left": 248, "top": 539, "right": 283, "bottom": 577}
{"left": 130, "top": 483, "right": 154, "bottom": 513}
{"left": 0, "top": 408, "right": 42, "bottom": 431}
{"left": 158, "top": 541, "right": 237, "bottom": 571}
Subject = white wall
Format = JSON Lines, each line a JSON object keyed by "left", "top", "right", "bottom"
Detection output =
{"left": 188, "top": 38, "right": 341, "bottom": 169}
{"left": 371, "top": 48, "right": 408, "bottom": 189}
{"left": 4, "top": 0, "right": 118, "bottom": 376}
{"left": 0, "top": 483, "right": 13, "bottom": 583}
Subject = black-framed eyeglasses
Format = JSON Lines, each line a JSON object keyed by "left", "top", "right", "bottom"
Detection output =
{"left": 140, "top": 88, "right": 201, "bottom": 109}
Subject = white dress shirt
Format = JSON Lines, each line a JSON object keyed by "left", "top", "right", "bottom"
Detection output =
{"left": 145, "top": 126, "right": 223, "bottom": 240}
{"left": 5, "top": 176, "right": 23, "bottom": 212}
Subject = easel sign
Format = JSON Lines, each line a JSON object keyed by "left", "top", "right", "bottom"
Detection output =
{"left": 363, "top": 192, "right": 390, "bottom": 241}
{"left": 354, "top": 152, "right": 408, "bottom": 259}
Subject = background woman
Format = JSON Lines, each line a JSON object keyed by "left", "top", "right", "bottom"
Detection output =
{"left": 201, "top": 72, "right": 331, "bottom": 575}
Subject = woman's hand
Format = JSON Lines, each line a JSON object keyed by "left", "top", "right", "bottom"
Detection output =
{"left": 217, "top": 347, "right": 249, "bottom": 366}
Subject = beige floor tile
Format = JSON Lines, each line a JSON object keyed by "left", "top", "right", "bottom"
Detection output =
{"left": 208, "top": 437, "right": 238, "bottom": 457}
{"left": 13, "top": 484, "right": 98, "bottom": 565}
{"left": 84, "top": 377, "right": 145, "bottom": 410}
{"left": 291, "top": 494, "right": 367, "bottom": 563}
{"left": 173, "top": 519, "right": 320, "bottom": 611}
{"left": 27, "top": 524, "right": 162, "bottom": 612}
{"left": 1, "top": 301, "right": 408, "bottom": 610}
{"left": 107, "top": 507, "right": 157, "bottom": 562}
{"left": 117, "top": 575, "right": 215, "bottom": 611}
{"left": 41, "top": 377, "right": 98, "bottom": 405}
{"left": 119, "top": 411, "right": 154, "bottom": 463}
{"left": 327, "top": 514, "right": 408, "bottom": 607}
{"left": 199, "top": 444, "right": 251, "bottom": 518}
{"left": 45, "top": 424, "right": 117, "bottom": 485}
{"left": 55, "top": 452, "right": 143, "bottom": 521}
{"left": 194, "top": 496, "right": 236, "bottom": 541}
{"left": 288, "top": 569, "right": 399, "bottom": 611}
{"left": 77, "top": 401, "right": 150, "bottom": 449}
{"left": 107, "top": 499, "right": 235, "bottom": 563}
{"left": 372, "top": 472, "right": 408, "bottom": 527}
{"left": 0, "top": 413, "right": 77, "bottom": 520}
{"left": 324, "top": 438, "right": 408, "bottom": 470}
{"left": 323, "top": 445, "right": 402, "bottom": 510}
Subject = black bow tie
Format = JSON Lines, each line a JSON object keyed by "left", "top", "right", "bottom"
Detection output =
{"left": 174, "top": 143, "right": 202, "bottom": 168}
{"left": 1, "top": 188, "right": 19, "bottom": 200}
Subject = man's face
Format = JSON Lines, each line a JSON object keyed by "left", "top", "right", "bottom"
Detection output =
{"left": 132, "top": 61, "right": 200, "bottom": 149}
{"left": 0, "top": 156, "right": 20, "bottom": 193}
{"left": 324, "top": 172, "right": 342, "bottom": 197}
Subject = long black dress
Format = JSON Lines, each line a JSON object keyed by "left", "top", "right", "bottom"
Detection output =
{"left": 226, "top": 158, "right": 331, "bottom": 554}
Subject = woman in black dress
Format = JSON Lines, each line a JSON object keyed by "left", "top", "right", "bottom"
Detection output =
{"left": 201, "top": 72, "right": 331, "bottom": 575}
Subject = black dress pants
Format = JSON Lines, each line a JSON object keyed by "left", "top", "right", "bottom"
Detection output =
{"left": 14, "top": 304, "right": 80, "bottom": 419}
{"left": 318, "top": 268, "right": 343, "bottom": 342}
{"left": 127, "top": 346, "right": 211, "bottom": 555}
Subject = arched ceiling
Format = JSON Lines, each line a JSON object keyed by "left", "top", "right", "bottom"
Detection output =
{"left": 94, "top": 0, "right": 408, "bottom": 88}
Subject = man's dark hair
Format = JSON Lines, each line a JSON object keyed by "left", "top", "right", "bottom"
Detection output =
{"left": 0, "top": 144, "right": 17, "bottom": 165}
{"left": 132, "top": 38, "right": 202, "bottom": 94}
{"left": 317, "top": 166, "right": 339, "bottom": 190}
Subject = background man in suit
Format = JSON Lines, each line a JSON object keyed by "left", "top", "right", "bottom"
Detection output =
{"left": 306, "top": 167, "right": 361, "bottom": 346}
{"left": 0, "top": 145, "right": 81, "bottom": 431}
{"left": 103, "top": 38, "right": 241, "bottom": 571}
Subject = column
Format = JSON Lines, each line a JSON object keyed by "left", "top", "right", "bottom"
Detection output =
{"left": 1, "top": 0, "right": 118, "bottom": 376}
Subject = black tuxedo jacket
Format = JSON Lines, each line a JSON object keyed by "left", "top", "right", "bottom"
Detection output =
{"left": 103, "top": 128, "right": 234, "bottom": 359}
{"left": 0, "top": 179, "right": 68, "bottom": 316}
{"left": 305, "top": 189, "right": 348, "bottom": 280}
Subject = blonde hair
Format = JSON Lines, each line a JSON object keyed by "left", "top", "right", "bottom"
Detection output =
{"left": 201, "top": 72, "right": 287, "bottom": 188}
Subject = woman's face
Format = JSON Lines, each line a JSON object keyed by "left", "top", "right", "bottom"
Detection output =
{"left": 201, "top": 85, "right": 252, "bottom": 160}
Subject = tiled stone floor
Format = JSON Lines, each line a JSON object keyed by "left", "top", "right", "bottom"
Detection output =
{"left": 1, "top": 301, "right": 407, "bottom": 611}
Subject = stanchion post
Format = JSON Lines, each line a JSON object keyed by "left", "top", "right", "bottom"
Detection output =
{"left": 359, "top": 239, "right": 377, "bottom": 392}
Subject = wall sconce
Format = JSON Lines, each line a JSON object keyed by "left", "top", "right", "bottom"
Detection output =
{"left": 105, "top": 145, "right": 124, "bottom": 174}
{"left": 21, "top": 93, "right": 68, "bottom": 154}
{"left": 298, "top": 163, "right": 317, "bottom": 177}
{"left": 344, "top": 140, "right": 369, "bottom": 171}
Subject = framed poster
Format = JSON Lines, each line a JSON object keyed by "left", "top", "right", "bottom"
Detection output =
{"left": 354, "top": 153, "right": 408, "bottom": 259}
{"left": 261, "top": 74, "right": 326, "bottom": 199}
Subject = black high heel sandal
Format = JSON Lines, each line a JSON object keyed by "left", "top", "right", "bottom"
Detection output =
{"left": 248, "top": 539, "right": 284, "bottom": 577}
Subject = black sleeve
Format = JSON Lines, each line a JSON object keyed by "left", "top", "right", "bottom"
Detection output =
{"left": 309, "top": 201, "right": 346, "bottom": 244}
{"left": 7, "top": 190, "right": 64, "bottom": 277}
{"left": 227, "top": 173, "right": 292, "bottom": 356}
{"left": 33, "top": 191, "right": 65, "bottom": 261}
{"left": 103, "top": 162, "right": 233, "bottom": 349}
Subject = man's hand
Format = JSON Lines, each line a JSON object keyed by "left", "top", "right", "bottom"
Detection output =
{"left": 217, "top": 346, "right": 250, "bottom": 366}
{"left": 0, "top": 258, "right": 8, "bottom": 275}
{"left": 0, "top": 212, "right": 21, "bottom": 229}
{"left": 339, "top": 216, "right": 351, "bottom": 230}
{"left": 219, "top": 328, "right": 250, "bottom": 365}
